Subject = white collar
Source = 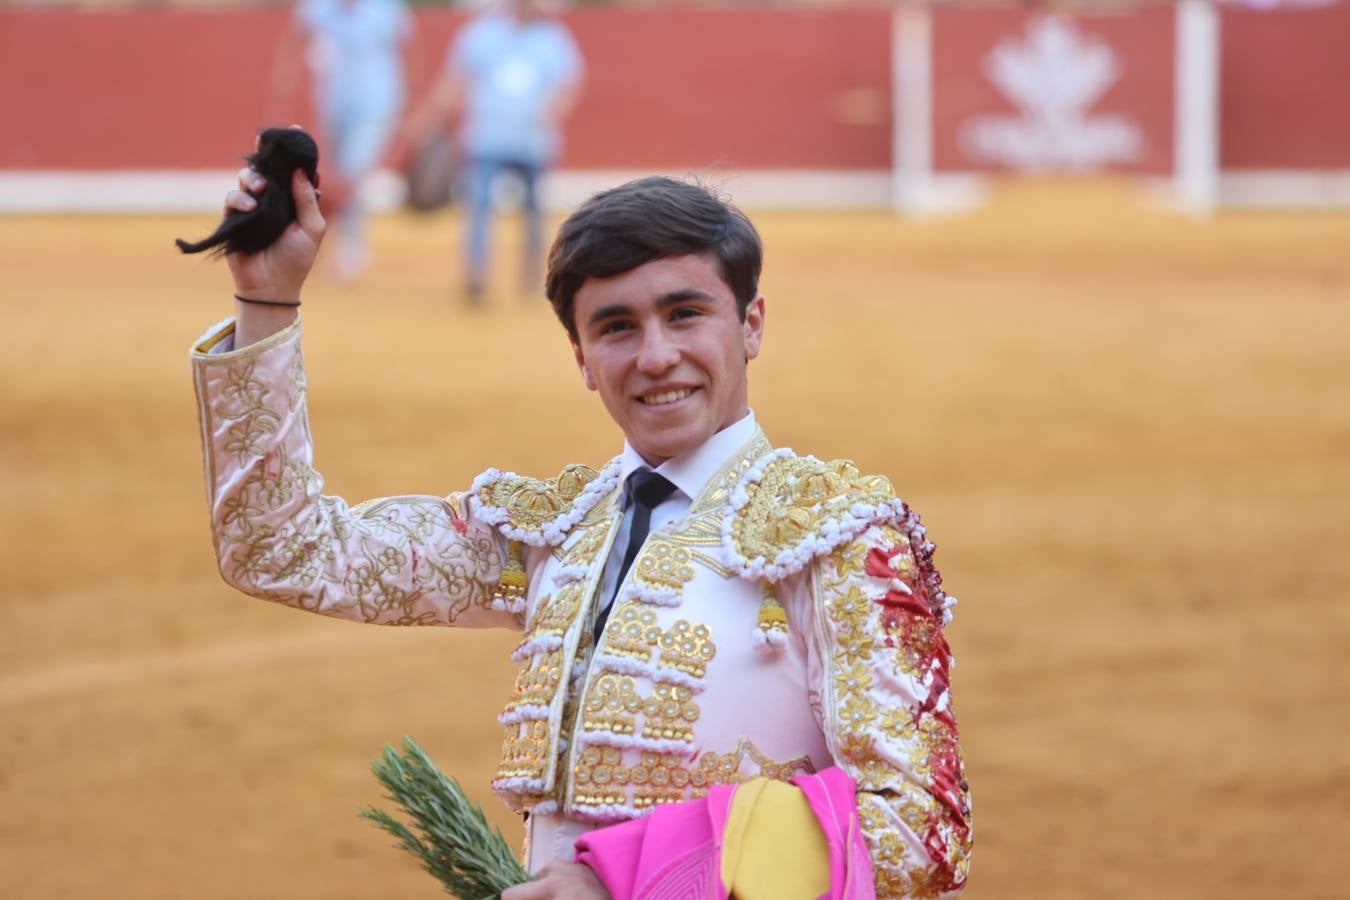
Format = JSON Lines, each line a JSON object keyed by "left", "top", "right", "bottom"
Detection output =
{"left": 619, "top": 411, "right": 759, "bottom": 505}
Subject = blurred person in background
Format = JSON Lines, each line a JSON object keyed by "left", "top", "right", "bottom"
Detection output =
{"left": 405, "top": 0, "right": 583, "bottom": 303}
{"left": 191, "top": 165, "right": 972, "bottom": 898}
{"left": 273, "top": 0, "right": 414, "bottom": 282}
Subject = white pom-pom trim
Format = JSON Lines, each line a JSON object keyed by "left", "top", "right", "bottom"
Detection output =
{"left": 721, "top": 449, "right": 908, "bottom": 581}
{"left": 570, "top": 802, "right": 650, "bottom": 824}
{"left": 496, "top": 704, "right": 551, "bottom": 726}
{"left": 612, "top": 582, "right": 681, "bottom": 609}
{"left": 491, "top": 595, "right": 528, "bottom": 614}
{"left": 510, "top": 634, "right": 565, "bottom": 663}
{"left": 471, "top": 459, "right": 622, "bottom": 547}
{"left": 576, "top": 729, "right": 694, "bottom": 755}
{"left": 591, "top": 653, "right": 706, "bottom": 691}
{"left": 527, "top": 800, "right": 559, "bottom": 817}
{"left": 492, "top": 776, "right": 547, "bottom": 795}
{"left": 552, "top": 564, "right": 589, "bottom": 586}
{"left": 751, "top": 627, "right": 788, "bottom": 657}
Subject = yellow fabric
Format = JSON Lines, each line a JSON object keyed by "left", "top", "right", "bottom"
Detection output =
{"left": 720, "top": 777, "right": 831, "bottom": 900}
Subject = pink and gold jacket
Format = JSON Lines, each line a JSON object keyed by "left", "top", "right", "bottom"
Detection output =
{"left": 191, "top": 318, "right": 973, "bottom": 898}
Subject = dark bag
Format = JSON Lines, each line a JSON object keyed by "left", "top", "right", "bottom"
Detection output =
{"left": 404, "top": 131, "right": 457, "bottom": 213}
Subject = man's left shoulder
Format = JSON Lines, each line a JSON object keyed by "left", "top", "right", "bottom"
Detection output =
{"left": 721, "top": 448, "right": 916, "bottom": 582}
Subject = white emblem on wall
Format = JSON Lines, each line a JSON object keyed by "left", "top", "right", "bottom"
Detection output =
{"left": 959, "top": 17, "right": 1146, "bottom": 171}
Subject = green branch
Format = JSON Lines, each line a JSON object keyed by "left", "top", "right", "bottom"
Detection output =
{"left": 361, "top": 737, "right": 529, "bottom": 899}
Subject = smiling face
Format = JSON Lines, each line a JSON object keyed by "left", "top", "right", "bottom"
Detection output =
{"left": 571, "top": 254, "right": 765, "bottom": 466}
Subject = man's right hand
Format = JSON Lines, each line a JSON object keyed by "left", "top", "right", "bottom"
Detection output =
{"left": 226, "top": 163, "right": 325, "bottom": 348}
{"left": 227, "top": 165, "right": 325, "bottom": 303}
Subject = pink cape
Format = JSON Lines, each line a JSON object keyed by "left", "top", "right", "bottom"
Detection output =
{"left": 573, "top": 767, "right": 875, "bottom": 900}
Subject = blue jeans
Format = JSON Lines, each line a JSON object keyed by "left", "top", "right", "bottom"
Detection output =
{"left": 464, "top": 157, "right": 544, "bottom": 291}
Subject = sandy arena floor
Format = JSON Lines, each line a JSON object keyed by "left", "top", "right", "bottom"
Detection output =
{"left": 1, "top": 180, "right": 1347, "bottom": 899}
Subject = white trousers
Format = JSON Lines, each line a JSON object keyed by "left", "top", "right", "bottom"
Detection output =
{"left": 525, "top": 813, "right": 599, "bottom": 873}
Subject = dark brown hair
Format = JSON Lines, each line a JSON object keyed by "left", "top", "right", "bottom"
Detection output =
{"left": 545, "top": 176, "right": 762, "bottom": 341}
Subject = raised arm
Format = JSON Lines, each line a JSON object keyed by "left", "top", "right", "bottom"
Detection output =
{"left": 190, "top": 153, "right": 520, "bottom": 630}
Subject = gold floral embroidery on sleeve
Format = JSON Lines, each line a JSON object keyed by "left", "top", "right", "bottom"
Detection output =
{"left": 203, "top": 351, "right": 505, "bottom": 627}
{"left": 817, "top": 521, "right": 973, "bottom": 897}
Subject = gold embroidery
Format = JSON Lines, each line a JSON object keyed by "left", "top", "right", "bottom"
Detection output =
{"left": 603, "top": 603, "right": 660, "bottom": 661}
{"left": 730, "top": 455, "right": 896, "bottom": 568}
{"left": 573, "top": 746, "right": 631, "bottom": 807}
{"left": 556, "top": 465, "right": 597, "bottom": 501}
{"left": 579, "top": 618, "right": 716, "bottom": 745}
{"left": 695, "top": 739, "right": 816, "bottom": 784}
{"left": 571, "top": 739, "right": 815, "bottom": 811}
{"left": 633, "top": 540, "right": 695, "bottom": 591}
{"left": 498, "top": 720, "right": 551, "bottom": 781}
{"left": 491, "top": 500, "right": 613, "bottom": 810}
{"left": 830, "top": 539, "right": 869, "bottom": 580}
{"left": 640, "top": 683, "right": 699, "bottom": 743}
{"left": 688, "top": 549, "right": 733, "bottom": 578}
{"left": 655, "top": 620, "right": 715, "bottom": 678}
{"left": 659, "top": 429, "right": 769, "bottom": 580}
{"left": 659, "top": 520, "right": 737, "bottom": 580}
{"left": 478, "top": 464, "right": 600, "bottom": 531}
{"left": 532, "top": 585, "right": 584, "bottom": 636}
{"left": 504, "top": 649, "right": 564, "bottom": 711}
{"left": 581, "top": 674, "right": 643, "bottom": 736}
{"left": 562, "top": 521, "right": 611, "bottom": 568}
{"left": 793, "top": 461, "right": 857, "bottom": 503}
{"left": 820, "top": 529, "right": 972, "bottom": 895}
{"left": 689, "top": 432, "right": 773, "bottom": 514}
{"left": 205, "top": 355, "right": 503, "bottom": 625}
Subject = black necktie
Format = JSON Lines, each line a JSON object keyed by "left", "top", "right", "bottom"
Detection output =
{"left": 594, "top": 470, "right": 678, "bottom": 640}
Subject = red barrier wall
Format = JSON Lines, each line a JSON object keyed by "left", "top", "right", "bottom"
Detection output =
{"left": 0, "top": 7, "right": 892, "bottom": 172}
{"left": 1219, "top": 4, "right": 1350, "bottom": 169}
{"left": 0, "top": 10, "right": 289, "bottom": 169}
{"left": 2, "top": 6, "right": 1348, "bottom": 175}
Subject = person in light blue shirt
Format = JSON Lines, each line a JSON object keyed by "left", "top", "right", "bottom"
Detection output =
{"left": 276, "top": 0, "right": 413, "bottom": 281}
{"left": 407, "top": 0, "right": 584, "bottom": 302}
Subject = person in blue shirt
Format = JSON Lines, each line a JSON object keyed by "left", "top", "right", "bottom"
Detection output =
{"left": 274, "top": 0, "right": 413, "bottom": 281}
{"left": 407, "top": 0, "right": 584, "bottom": 302}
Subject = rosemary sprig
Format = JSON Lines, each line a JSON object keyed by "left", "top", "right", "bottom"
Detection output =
{"left": 361, "top": 737, "right": 529, "bottom": 899}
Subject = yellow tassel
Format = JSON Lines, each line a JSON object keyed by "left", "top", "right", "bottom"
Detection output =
{"left": 757, "top": 584, "right": 788, "bottom": 634}
{"left": 494, "top": 541, "right": 527, "bottom": 608}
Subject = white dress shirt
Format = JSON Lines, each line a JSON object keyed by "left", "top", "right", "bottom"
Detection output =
{"left": 594, "top": 411, "right": 760, "bottom": 615}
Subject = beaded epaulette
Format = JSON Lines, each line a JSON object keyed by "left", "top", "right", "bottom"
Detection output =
{"left": 723, "top": 448, "right": 955, "bottom": 627}
{"left": 471, "top": 459, "right": 621, "bottom": 548}
{"left": 722, "top": 449, "right": 907, "bottom": 582}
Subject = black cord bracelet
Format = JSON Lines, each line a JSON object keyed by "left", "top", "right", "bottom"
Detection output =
{"left": 234, "top": 293, "right": 301, "bottom": 308}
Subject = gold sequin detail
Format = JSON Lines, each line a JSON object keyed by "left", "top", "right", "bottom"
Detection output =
{"left": 498, "top": 720, "right": 551, "bottom": 781}
{"left": 571, "top": 739, "right": 815, "bottom": 811}
{"left": 504, "top": 649, "right": 564, "bottom": 712}
{"left": 633, "top": 540, "right": 695, "bottom": 591}
{"left": 655, "top": 620, "right": 715, "bottom": 678}
{"left": 640, "top": 683, "right": 700, "bottom": 743}
{"left": 603, "top": 603, "right": 660, "bottom": 661}
{"left": 581, "top": 674, "right": 643, "bottom": 736}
